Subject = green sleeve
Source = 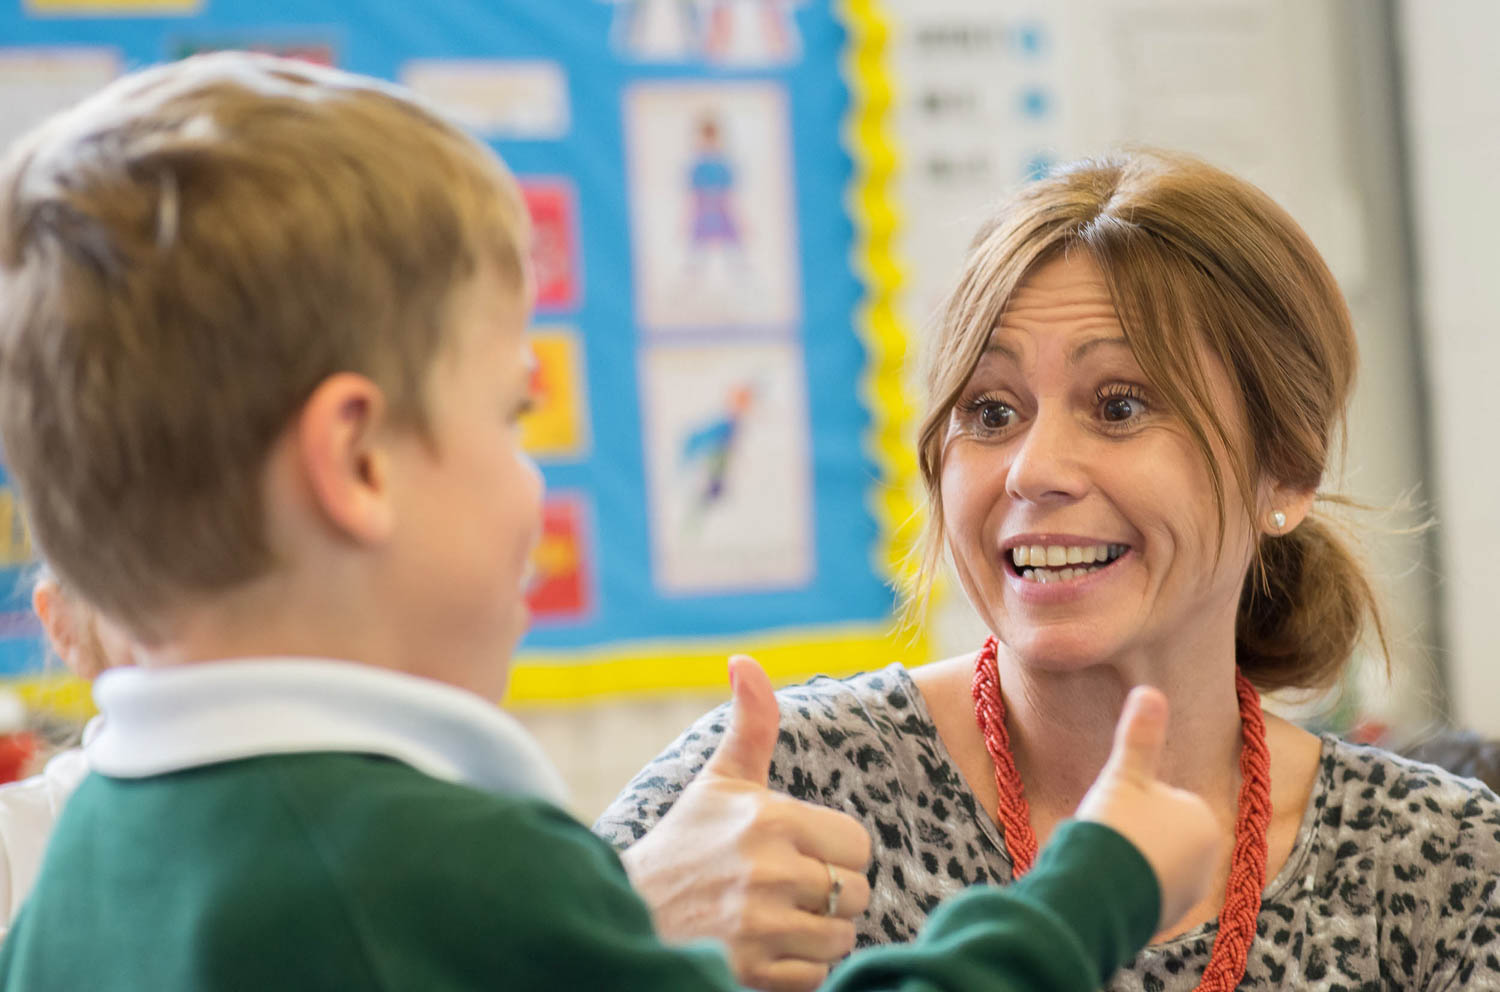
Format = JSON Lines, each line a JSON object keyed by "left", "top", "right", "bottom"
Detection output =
{"left": 342, "top": 793, "right": 744, "bottom": 990}
{"left": 824, "top": 820, "right": 1160, "bottom": 992}
{"left": 339, "top": 780, "right": 1155, "bottom": 992}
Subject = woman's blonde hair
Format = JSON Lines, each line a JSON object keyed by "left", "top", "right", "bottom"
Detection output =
{"left": 912, "top": 150, "right": 1385, "bottom": 691}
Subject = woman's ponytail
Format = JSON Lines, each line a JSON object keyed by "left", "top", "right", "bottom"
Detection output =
{"left": 1236, "top": 511, "right": 1388, "bottom": 692}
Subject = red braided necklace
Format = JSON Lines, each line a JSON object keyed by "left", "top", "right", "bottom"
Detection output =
{"left": 971, "top": 636, "right": 1271, "bottom": 991}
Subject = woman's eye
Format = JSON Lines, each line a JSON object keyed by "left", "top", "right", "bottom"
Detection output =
{"left": 954, "top": 392, "right": 1021, "bottom": 436}
{"left": 1096, "top": 385, "right": 1151, "bottom": 427}
{"left": 1101, "top": 395, "right": 1140, "bottom": 422}
{"left": 978, "top": 401, "right": 1015, "bottom": 430}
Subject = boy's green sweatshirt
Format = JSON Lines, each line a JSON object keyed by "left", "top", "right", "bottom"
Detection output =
{"left": 0, "top": 660, "right": 1157, "bottom": 991}
{"left": 0, "top": 754, "right": 1155, "bottom": 990}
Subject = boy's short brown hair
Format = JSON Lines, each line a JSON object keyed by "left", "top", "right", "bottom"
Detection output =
{"left": 0, "top": 52, "right": 530, "bottom": 641}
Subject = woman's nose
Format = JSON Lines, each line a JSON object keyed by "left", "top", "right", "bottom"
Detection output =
{"left": 1004, "top": 408, "right": 1089, "bottom": 503}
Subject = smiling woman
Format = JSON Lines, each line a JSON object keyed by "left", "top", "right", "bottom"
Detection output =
{"left": 596, "top": 151, "right": 1500, "bottom": 991}
{"left": 936, "top": 253, "right": 1283, "bottom": 680}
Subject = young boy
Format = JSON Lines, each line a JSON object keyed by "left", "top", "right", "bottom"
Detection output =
{"left": 0, "top": 568, "right": 134, "bottom": 938}
{"left": 0, "top": 53, "right": 1218, "bottom": 989}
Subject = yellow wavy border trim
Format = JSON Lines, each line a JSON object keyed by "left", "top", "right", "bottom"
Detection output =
{"left": 7, "top": 622, "right": 909, "bottom": 720}
{"left": 5, "top": 4, "right": 927, "bottom": 714}
{"left": 507, "top": 622, "right": 911, "bottom": 705}
{"left": 10, "top": 673, "right": 93, "bottom": 724}
{"left": 839, "top": 1, "right": 926, "bottom": 611}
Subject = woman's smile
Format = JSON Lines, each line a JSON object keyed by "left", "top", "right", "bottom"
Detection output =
{"left": 1004, "top": 538, "right": 1130, "bottom": 582}
{"left": 998, "top": 534, "right": 1134, "bottom": 604}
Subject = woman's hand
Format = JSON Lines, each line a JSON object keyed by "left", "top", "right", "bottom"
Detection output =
{"left": 620, "top": 655, "right": 872, "bottom": 992}
{"left": 1075, "top": 686, "right": 1225, "bottom": 933}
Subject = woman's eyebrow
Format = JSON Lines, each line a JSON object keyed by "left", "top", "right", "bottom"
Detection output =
{"left": 981, "top": 339, "right": 1020, "bottom": 362}
{"left": 1069, "top": 335, "right": 1131, "bottom": 365}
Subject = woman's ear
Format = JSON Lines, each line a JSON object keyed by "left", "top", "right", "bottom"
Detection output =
{"left": 1260, "top": 481, "right": 1317, "bottom": 536}
{"left": 294, "top": 373, "right": 396, "bottom": 546}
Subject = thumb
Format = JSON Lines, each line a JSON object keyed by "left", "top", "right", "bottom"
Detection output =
{"left": 1102, "top": 685, "right": 1169, "bottom": 787}
{"left": 702, "top": 654, "right": 780, "bottom": 785}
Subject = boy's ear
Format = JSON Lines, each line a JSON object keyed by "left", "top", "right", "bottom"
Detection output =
{"left": 295, "top": 373, "right": 396, "bottom": 546}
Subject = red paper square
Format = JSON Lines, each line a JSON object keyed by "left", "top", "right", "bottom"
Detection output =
{"left": 525, "top": 495, "right": 592, "bottom": 621}
{"left": 520, "top": 180, "right": 581, "bottom": 312}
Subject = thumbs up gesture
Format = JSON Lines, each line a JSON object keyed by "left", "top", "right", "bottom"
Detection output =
{"left": 1074, "top": 686, "right": 1225, "bottom": 933}
{"left": 620, "top": 656, "right": 873, "bottom": 992}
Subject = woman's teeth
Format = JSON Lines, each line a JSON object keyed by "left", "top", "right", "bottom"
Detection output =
{"left": 1011, "top": 543, "right": 1127, "bottom": 583}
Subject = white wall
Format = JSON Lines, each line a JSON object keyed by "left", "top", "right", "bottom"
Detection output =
{"left": 513, "top": 692, "right": 725, "bottom": 822}
{"left": 1398, "top": 0, "right": 1500, "bottom": 734}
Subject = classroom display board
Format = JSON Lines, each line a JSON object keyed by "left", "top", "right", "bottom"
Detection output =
{"left": 0, "top": 0, "right": 920, "bottom": 703}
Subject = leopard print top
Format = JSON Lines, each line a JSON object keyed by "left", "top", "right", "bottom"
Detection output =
{"left": 595, "top": 664, "right": 1500, "bottom": 990}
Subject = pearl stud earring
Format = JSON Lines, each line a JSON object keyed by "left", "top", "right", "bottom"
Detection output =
{"left": 1271, "top": 510, "right": 1286, "bottom": 531}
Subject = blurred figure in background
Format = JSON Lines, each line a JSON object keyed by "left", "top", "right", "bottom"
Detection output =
{"left": 1399, "top": 728, "right": 1500, "bottom": 793}
{"left": 0, "top": 567, "right": 134, "bottom": 937}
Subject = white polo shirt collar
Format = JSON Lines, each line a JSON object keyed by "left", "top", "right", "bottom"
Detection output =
{"left": 86, "top": 659, "right": 569, "bottom": 807}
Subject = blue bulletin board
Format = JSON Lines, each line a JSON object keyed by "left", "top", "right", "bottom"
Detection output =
{"left": 0, "top": 0, "right": 920, "bottom": 704}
